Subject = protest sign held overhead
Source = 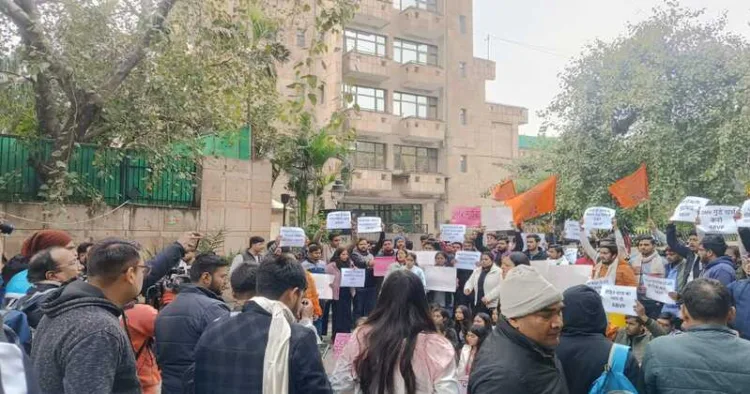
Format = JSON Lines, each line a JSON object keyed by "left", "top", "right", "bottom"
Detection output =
{"left": 326, "top": 211, "right": 352, "bottom": 230}
{"left": 670, "top": 196, "right": 710, "bottom": 222}
{"left": 698, "top": 205, "right": 739, "bottom": 234}
{"left": 737, "top": 200, "right": 750, "bottom": 227}
{"left": 563, "top": 219, "right": 582, "bottom": 240}
{"left": 279, "top": 227, "right": 306, "bottom": 247}
{"left": 356, "top": 216, "right": 382, "bottom": 233}
{"left": 481, "top": 206, "right": 514, "bottom": 231}
{"left": 452, "top": 206, "right": 482, "bottom": 227}
{"left": 454, "top": 251, "right": 481, "bottom": 270}
{"left": 583, "top": 207, "right": 616, "bottom": 230}
{"left": 440, "top": 224, "right": 466, "bottom": 243}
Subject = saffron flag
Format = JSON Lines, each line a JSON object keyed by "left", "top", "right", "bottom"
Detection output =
{"left": 505, "top": 175, "right": 558, "bottom": 224}
{"left": 608, "top": 163, "right": 649, "bottom": 209}
{"left": 492, "top": 180, "right": 517, "bottom": 201}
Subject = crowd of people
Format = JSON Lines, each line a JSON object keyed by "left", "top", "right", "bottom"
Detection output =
{"left": 1, "top": 214, "right": 750, "bottom": 393}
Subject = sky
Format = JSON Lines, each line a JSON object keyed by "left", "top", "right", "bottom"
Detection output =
{"left": 473, "top": 0, "right": 750, "bottom": 136}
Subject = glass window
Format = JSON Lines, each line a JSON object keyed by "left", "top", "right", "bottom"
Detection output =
{"left": 460, "top": 155, "right": 467, "bottom": 172}
{"left": 340, "top": 203, "right": 424, "bottom": 233}
{"left": 460, "top": 108, "right": 467, "bottom": 125}
{"left": 394, "top": 145, "right": 438, "bottom": 173}
{"left": 343, "top": 85, "right": 386, "bottom": 112}
{"left": 459, "top": 61, "right": 467, "bottom": 77}
{"left": 344, "top": 29, "right": 386, "bottom": 57}
{"left": 393, "top": 92, "right": 438, "bottom": 119}
{"left": 459, "top": 15, "right": 467, "bottom": 34}
{"left": 393, "top": 39, "right": 438, "bottom": 65}
{"left": 393, "top": 0, "right": 438, "bottom": 12}
{"left": 354, "top": 141, "right": 386, "bottom": 169}
{"left": 296, "top": 29, "right": 306, "bottom": 47}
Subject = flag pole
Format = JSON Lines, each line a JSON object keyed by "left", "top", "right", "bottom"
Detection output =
{"left": 647, "top": 199, "right": 652, "bottom": 221}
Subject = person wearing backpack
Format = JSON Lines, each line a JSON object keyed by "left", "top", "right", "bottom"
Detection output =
{"left": 557, "top": 285, "right": 641, "bottom": 394}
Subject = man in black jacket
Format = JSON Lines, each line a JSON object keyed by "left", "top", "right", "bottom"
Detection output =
{"left": 154, "top": 253, "right": 230, "bottom": 394}
{"left": 557, "top": 285, "right": 641, "bottom": 393}
{"left": 193, "top": 253, "right": 331, "bottom": 394}
{"left": 469, "top": 265, "right": 567, "bottom": 394}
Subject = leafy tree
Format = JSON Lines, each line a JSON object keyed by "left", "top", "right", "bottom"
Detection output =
{"left": 506, "top": 2, "right": 750, "bottom": 228}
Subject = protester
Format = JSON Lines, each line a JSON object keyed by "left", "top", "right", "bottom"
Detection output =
{"left": 122, "top": 303, "right": 160, "bottom": 394}
{"left": 327, "top": 247, "right": 354, "bottom": 338}
{"left": 614, "top": 301, "right": 666, "bottom": 364}
{"left": 469, "top": 265, "right": 566, "bottom": 393}
{"left": 351, "top": 237, "right": 378, "bottom": 319}
{"left": 427, "top": 251, "right": 454, "bottom": 310}
{"left": 592, "top": 243, "right": 637, "bottom": 286}
{"left": 737, "top": 254, "right": 750, "bottom": 280}
{"left": 641, "top": 278, "right": 750, "bottom": 392}
{"left": 547, "top": 244, "right": 569, "bottom": 265}
{"left": 524, "top": 234, "right": 548, "bottom": 261}
{"left": 387, "top": 251, "right": 426, "bottom": 288}
{"left": 31, "top": 238, "right": 145, "bottom": 394}
{"left": 557, "top": 285, "right": 640, "bottom": 394}
{"left": 457, "top": 325, "right": 490, "bottom": 391}
{"left": 697, "top": 235, "right": 736, "bottom": 286}
{"left": 463, "top": 252, "right": 501, "bottom": 316}
{"left": 432, "top": 307, "right": 459, "bottom": 349}
{"left": 499, "top": 251, "right": 530, "bottom": 279}
{"left": 632, "top": 235, "right": 667, "bottom": 318}
{"left": 76, "top": 242, "right": 93, "bottom": 271}
{"left": 154, "top": 252, "right": 230, "bottom": 394}
{"left": 302, "top": 244, "right": 327, "bottom": 273}
{"left": 229, "top": 263, "right": 257, "bottom": 313}
{"left": 472, "top": 312, "right": 491, "bottom": 329}
{"left": 230, "top": 236, "right": 265, "bottom": 273}
{"left": 728, "top": 270, "right": 750, "bottom": 340}
{"left": 193, "top": 253, "right": 330, "bottom": 393}
{"left": 454, "top": 304, "right": 473, "bottom": 347}
{"left": 655, "top": 312, "right": 682, "bottom": 336}
{"left": 666, "top": 223, "right": 702, "bottom": 291}
{"left": 661, "top": 247, "right": 684, "bottom": 316}
{"left": 377, "top": 239, "right": 396, "bottom": 257}
{"left": 304, "top": 268, "right": 323, "bottom": 331}
{"left": 330, "top": 270, "right": 458, "bottom": 393}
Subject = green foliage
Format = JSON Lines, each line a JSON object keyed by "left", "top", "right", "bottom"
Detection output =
{"left": 506, "top": 2, "right": 750, "bottom": 228}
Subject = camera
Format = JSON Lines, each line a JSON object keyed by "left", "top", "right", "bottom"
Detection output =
{"left": 0, "top": 222, "right": 14, "bottom": 235}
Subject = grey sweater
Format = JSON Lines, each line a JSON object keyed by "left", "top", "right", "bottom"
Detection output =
{"left": 31, "top": 280, "right": 140, "bottom": 394}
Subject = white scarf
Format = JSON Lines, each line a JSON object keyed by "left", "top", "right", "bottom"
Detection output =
{"left": 252, "top": 296, "right": 296, "bottom": 394}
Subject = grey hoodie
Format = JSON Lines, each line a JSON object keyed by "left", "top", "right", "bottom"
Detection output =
{"left": 31, "top": 280, "right": 140, "bottom": 394}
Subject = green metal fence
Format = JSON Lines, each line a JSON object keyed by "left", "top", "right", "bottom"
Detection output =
{"left": 0, "top": 135, "right": 198, "bottom": 207}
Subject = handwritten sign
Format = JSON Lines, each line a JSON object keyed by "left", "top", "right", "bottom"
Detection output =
{"left": 356, "top": 216, "right": 382, "bottom": 233}
{"left": 340, "top": 268, "right": 366, "bottom": 288}
{"left": 670, "top": 196, "right": 710, "bottom": 223}
{"left": 332, "top": 333, "right": 352, "bottom": 358}
{"left": 698, "top": 205, "right": 739, "bottom": 234}
{"left": 373, "top": 256, "right": 394, "bottom": 277}
{"left": 454, "top": 251, "right": 481, "bottom": 270}
{"left": 441, "top": 224, "right": 466, "bottom": 243}
{"left": 584, "top": 207, "right": 616, "bottom": 230}
{"left": 414, "top": 251, "right": 437, "bottom": 267}
{"left": 563, "top": 220, "right": 581, "bottom": 240}
{"left": 643, "top": 277, "right": 676, "bottom": 304}
{"left": 600, "top": 285, "right": 638, "bottom": 315}
{"left": 452, "top": 207, "right": 482, "bottom": 227}
{"left": 279, "top": 227, "right": 306, "bottom": 247}
{"left": 424, "top": 266, "right": 457, "bottom": 292}
{"left": 311, "top": 273, "right": 334, "bottom": 300}
{"left": 481, "top": 206, "right": 513, "bottom": 231}
{"left": 326, "top": 211, "right": 352, "bottom": 230}
{"left": 586, "top": 278, "right": 613, "bottom": 294}
{"left": 564, "top": 248, "right": 578, "bottom": 264}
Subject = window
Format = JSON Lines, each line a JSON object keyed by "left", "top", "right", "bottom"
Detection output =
{"left": 354, "top": 141, "right": 386, "bottom": 169}
{"left": 459, "top": 109, "right": 467, "bottom": 125}
{"left": 459, "top": 61, "right": 467, "bottom": 77}
{"left": 345, "top": 29, "right": 386, "bottom": 57}
{"left": 393, "top": 92, "right": 438, "bottom": 119}
{"left": 341, "top": 203, "right": 424, "bottom": 233}
{"left": 459, "top": 15, "right": 467, "bottom": 34}
{"left": 460, "top": 155, "right": 467, "bottom": 173}
{"left": 394, "top": 39, "right": 438, "bottom": 65}
{"left": 296, "top": 29, "right": 306, "bottom": 47}
{"left": 343, "top": 85, "right": 386, "bottom": 112}
{"left": 394, "top": 145, "right": 438, "bottom": 173}
{"left": 393, "top": 0, "right": 438, "bottom": 12}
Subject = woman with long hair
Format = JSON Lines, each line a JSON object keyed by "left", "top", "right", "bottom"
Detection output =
{"left": 500, "top": 251, "right": 530, "bottom": 279}
{"left": 456, "top": 325, "right": 490, "bottom": 391}
{"left": 432, "top": 307, "right": 459, "bottom": 349}
{"left": 331, "top": 270, "right": 459, "bottom": 394}
{"left": 326, "top": 247, "right": 356, "bottom": 339}
{"left": 453, "top": 304, "right": 473, "bottom": 348}
{"left": 472, "top": 312, "right": 491, "bottom": 329}
{"left": 463, "top": 252, "right": 502, "bottom": 316}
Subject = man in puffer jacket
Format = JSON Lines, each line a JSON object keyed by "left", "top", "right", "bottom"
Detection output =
{"left": 698, "top": 235, "right": 736, "bottom": 286}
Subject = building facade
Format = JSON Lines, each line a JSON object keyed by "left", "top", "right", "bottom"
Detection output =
{"left": 272, "top": 0, "right": 528, "bottom": 234}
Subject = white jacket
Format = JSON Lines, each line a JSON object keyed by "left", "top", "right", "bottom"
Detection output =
{"left": 464, "top": 265, "right": 502, "bottom": 308}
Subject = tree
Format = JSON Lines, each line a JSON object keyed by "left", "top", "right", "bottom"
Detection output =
{"left": 506, "top": 2, "right": 750, "bottom": 227}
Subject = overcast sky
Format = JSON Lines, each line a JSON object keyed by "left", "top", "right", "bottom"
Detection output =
{"left": 472, "top": 0, "right": 750, "bottom": 136}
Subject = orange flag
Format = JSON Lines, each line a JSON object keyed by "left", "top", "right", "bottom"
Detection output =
{"left": 608, "top": 163, "right": 649, "bottom": 209}
{"left": 492, "top": 180, "right": 517, "bottom": 201}
{"left": 505, "top": 175, "right": 558, "bottom": 224}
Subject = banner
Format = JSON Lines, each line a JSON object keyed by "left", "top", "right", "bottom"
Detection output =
{"left": 340, "top": 268, "right": 366, "bottom": 288}
{"left": 481, "top": 206, "right": 514, "bottom": 231}
{"left": 669, "top": 196, "right": 710, "bottom": 223}
{"left": 583, "top": 207, "right": 616, "bottom": 230}
{"left": 414, "top": 251, "right": 438, "bottom": 267}
{"left": 440, "top": 224, "right": 466, "bottom": 243}
{"left": 643, "top": 277, "right": 676, "bottom": 304}
{"left": 608, "top": 163, "right": 649, "bottom": 209}
{"left": 454, "top": 251, "right": 481, "bottom": 270}
{"left": 452, "top": 206, "right": 482, "bottom": 227}
{"left": 373, "top": 256, "right": 394, "bottom": 277}
{"left": 424, "top": 266, "right": 457, "bottom": 292}
{"left": 600, "top": 285, "right": 638, "bottom": 315}
{"left": 279, "top": 227, "right": 306, "bottom": 247}
{"left": 357, "top": 216, "right": 382, "bottom": 233}
{"left": 737, "top": 200, "right": 750, "bottom": 228}
{"left": 491, "top": 179, "right": 517, "bottom": 202}
{"left": 311, "top": 273, "right": 334, "bottom": 300}
{"left": 698, "top": 205, "right": 739, "bottom": 234}
{"left": 326, "top": 211, "right": 352, "bottom": 230}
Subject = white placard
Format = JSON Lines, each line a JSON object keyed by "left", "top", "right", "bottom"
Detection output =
{"left": 669, "top": 196, "right": 710, "bottom": 223}
{"left": 481, "top": 206, "right": 513, "bottom": 231}
{"left": 546, "top": 265, "right": 592, "bottom": 292}
{"left": 583, "top": 207, "right": 616, "bottom": 230}
{"left": 564, "top": 248, "right": 578, "bottom": 264}
{"left": 698, "top": 205, "right": 739, "bottom": 234}
{"left": 414, "top": 251, "right": 438, "bottom": 267}
{"left": 311, "top": 273, "right": 334, "bottom": 300}
{"left": 356, "top": 216, "right": 382, "bottom": 233}
{"left": 600, "top": 285, "right": 638, "bottom": 315}
{"left": 737, "top": 200, "right": 750, "bottom": 228}
{"left": 279, "top": 227, "right": 306, "bottom": 247}
{"left": 440, "top": 224, "right": 467, "bottom": 243}
{"left": 586, "top": 278, "right": 613, "bottom": 294}
{"left": 424, "top": 266, "right": 457, "bottom": 292}
{"left": 326, "top": 211, "right": 352, "bottom": 230}
{"left": 454, "top": 251, "right": 481, "bottom": 270}
{"left": 643, "top": 277, "right": 676, "bottom": 304}
{"left": 530, "top": 260, "right": 550, "bottom": 276}
{"left": 340, "top": 268, "right": 366, "bottom": 288}
{"left": 564, "top": 220, "right": 581, "bottom": 240}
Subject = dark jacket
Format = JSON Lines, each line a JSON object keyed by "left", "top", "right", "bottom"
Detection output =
{"left": 142, "top": 242, "right": 186, "bottom": 297}
{"left": 666, "top": 223, "right": 701, "bottom": 292}
{"left": 557, "top": 285, "right": 640, "bottom": 394}
{"left": 351, "top": 248, "right": 376, "bottom": 288}
{"left": 729, "top": 279, "right": 750, "bottom": 340}
{"left": 700, "top": 256, "right": 736, "bottom": 286}
{"left": 15, "top": 281, "right": 61, "bottom": 329}
{"left": 154, "top": 284, "right": 230, "bottom": 393}
{"left": 525, "top": 248, "right": 548, "bottom": 261}
{"left": 31, "top": 281, "right": 140, "bottom": 394}
{"left": 469, "top": 317, "right": 568, "bottom": 394}
{"left": 193, "top": 301, "right": 331, "bottom": 394}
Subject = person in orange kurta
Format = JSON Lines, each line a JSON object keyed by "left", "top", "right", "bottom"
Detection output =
{"left": 592, "top": 244, "right": 637, "bottom": 287}
{"left": 305, "top": 270, "right": 323, "bottom": 318}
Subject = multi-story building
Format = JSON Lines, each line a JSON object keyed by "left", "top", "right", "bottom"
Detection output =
{"left": 272, "top": 0, "right": 528, "bottom": 234}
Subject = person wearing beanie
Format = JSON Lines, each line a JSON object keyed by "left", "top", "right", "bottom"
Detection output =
{"left": 469, "top": 265, "right": 567, "bottom": 394}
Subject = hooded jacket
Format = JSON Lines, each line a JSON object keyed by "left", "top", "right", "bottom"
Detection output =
{"left": 30, "top": 280, "right": 140, "bottom": 394}
{"left": 700, "top": 256, "right": 736, "bottom": 286}
{"left": 557, "top": 285, "right": 640, "bottom": 394}
{"left": 14, "top": 281, "right": 61, "bottom": 329}
{"left": 728, "top": 279, "right": 750, "bottom": 340}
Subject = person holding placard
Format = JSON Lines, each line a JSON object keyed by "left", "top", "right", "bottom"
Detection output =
{"left": 631, "top": 235, "right": 667, "bottom": 319}
{"left": 350, "top": 238, "right": 379, "bottom": 321}
{"left": 592, "top": 244, "right": 637, "bottom": 287}
{"left": 666, "top": 222, "right": 702, "bottom": 291}
{"left": 463, "top": 253, "right": 502, "bottom": 316}
{"left": 326, "top": 247, "right": 356, "bottom": 339}
{"left": 660, "top": 247, "right": 685, "bottom": 318}
{"left": 427, "top": 252, "right": 455, "bottom": 310}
